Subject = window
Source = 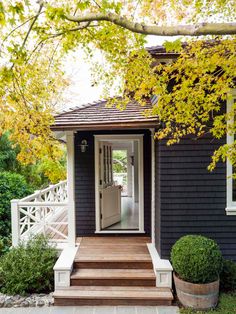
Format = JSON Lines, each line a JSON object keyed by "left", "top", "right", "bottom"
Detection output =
{"left": 226, "top": 90, "right": 236, "bottom": 214}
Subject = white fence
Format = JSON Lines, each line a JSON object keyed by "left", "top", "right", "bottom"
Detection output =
{"left": 11, "top": 180, "right": 68, "bottom": 247}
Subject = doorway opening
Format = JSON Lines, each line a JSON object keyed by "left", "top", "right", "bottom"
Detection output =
{"left": 94, "top": 135, "right": 144, "bottom": 234}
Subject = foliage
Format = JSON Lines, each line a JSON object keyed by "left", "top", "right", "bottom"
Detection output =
{"left": 113, "top": 150, "right": 127, "bottom": 173}
{"left": 0, "top": 172, "right": 33, "bottom": 240}
{"left": 180, "top": 293, "right": 236, "bottom": 314}
{"left": 124, "top": 39, "right": 236, "bottom": 172}
{"left": 220, "top": 260, "right": 236, "bottom": 292}
{"left": 0, "top": 1, "right": 235, "bottom": 171}
{"left": 0, "top": 132, "right": 50, "bottom": 188}
{"left": 0, "top": 235, "right": 58, "bottom": 295}
{"left": 0, "top": 132, "right": 18, "bottom": 172}
{"left": 171, "top": 235, "right": 223, "bottom": 284}
{"left": 0, "top": 236, "right": 11, "bottom": 256}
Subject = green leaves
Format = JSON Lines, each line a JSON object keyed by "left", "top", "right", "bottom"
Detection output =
{"left": 0, "top": 235, "right": 57, "bottom": 295}
{"left": 0, "top": 0, "right": 234, "bottom": 176}
{"left": 0, "top": 172, "right": 33, "bottom": 239}
{"left": 163, "top": 38, "right": 183, "bottom": 53}
{"left": 45, "top": 6, "right": 66, "bottom": 21}
{"left": 171, "top": 235, "right": 223, "bottom": 284}
{"left": 0, "top": 2, "right": 5, "bottom": 26}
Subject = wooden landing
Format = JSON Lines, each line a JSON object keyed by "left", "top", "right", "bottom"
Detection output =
{"left": 74, "top": 236, "right": 153, "bottom": 268}
{"left": 46, "top": 209, "right": 68, "bottom": 241}
{"left": 54, "top": 236, "right": 173, "bottom": 306}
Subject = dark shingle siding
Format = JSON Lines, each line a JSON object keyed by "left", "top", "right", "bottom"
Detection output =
{"left": 157, "top": 134, "right": 236, "bottom": 261}
{"left": 74, "top": 129, "right": 151, "bottom": 237}
{"left": 74, "top": 132, "right": 95, "bottom": 235}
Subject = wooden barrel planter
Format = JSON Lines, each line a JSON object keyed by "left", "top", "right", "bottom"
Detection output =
{"left": 174, "top": 273, "right": 219, "bottom": 310}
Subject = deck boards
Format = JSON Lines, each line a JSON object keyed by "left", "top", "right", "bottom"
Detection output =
{"left": 45, "top": 209, "right": 68, "bottom": 240}
{"left": 75, "top": 236, "right": 152, "bottom": 262}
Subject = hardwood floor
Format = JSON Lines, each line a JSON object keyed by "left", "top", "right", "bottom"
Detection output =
{"left": 106, "top": 197, "right": 139, "bottom": 230}
{"left": 54, "top": 236, "right": 173, "bottom": 306}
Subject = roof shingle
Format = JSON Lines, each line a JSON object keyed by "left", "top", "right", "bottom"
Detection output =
{"left": 52, "top": 99, "right": 158, "bottom": 131}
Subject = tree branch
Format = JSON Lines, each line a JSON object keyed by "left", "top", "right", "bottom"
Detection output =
{"left": 65, "top": 12, "right": 236, "bottom": 36}
{"left": 21, "top": 1, "right": 44, "bottom": 50}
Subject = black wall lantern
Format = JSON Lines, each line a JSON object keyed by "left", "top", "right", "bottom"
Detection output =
{"left": 79, "top": 139, "right": 88, "bottom": 153}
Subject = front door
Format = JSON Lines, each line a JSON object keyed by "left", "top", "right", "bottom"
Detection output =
{"left": 99, "top": 142, "right": 121, "bottom": 229}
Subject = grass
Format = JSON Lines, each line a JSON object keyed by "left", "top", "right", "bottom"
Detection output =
{"left": 180, "top": 293, "right": 236, "bottom": 314}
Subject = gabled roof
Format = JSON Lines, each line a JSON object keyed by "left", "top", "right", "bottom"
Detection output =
{"left": 52, "top": 99, "right": 158, "bottom": 131}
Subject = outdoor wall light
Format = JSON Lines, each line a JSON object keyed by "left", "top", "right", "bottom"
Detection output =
{"left": 79, "top": 139, "right": 88, "bottom": 153}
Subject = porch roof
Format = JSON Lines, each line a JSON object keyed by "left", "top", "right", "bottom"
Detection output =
{"left": 51, "top": 99, "right": 158, "bottom": 131}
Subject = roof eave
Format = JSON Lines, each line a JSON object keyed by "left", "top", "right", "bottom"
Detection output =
{"left": 51, "top": 120, "right": 159, "bottom": 131}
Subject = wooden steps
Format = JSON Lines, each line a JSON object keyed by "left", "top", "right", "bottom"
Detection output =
{"left": 54, "top": 286, "right": 173, "bottom": 306}
{"left": 54, "top": 236, "right": 173, "bottom": 306}
{"left": 75, "top": 260, "right": 153, "bottom": 269}
{"left": 70, "top": 268, "right": 156, "bottom": 286}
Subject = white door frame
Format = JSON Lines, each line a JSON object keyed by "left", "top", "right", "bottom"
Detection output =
{"left": 94, "top": 134, "right": 144, "bottom": 234}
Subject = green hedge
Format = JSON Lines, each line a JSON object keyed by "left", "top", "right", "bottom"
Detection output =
{"left": 0, "top": 171, "right": 33, "bottom": 241}
{"left": 0, "top": 235, "right": 58, "bottom": 295}
{"left": 220, "top": 260, "right": 236, "bottom": 292}
{"left": 171, "top": 235, "right": 223, "bottom": 284}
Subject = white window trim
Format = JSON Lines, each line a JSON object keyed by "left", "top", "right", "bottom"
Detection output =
{"left": 226, "top": 90, "right": 236, "bottom": 215}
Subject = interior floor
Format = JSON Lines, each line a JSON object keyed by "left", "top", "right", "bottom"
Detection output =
{"left": 105, "top": 196, "right": 139, "bottom": 230}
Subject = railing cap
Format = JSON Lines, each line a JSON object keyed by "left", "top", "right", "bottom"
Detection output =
{"left": 11, "top": 199, "right": 20, "bottom": 203}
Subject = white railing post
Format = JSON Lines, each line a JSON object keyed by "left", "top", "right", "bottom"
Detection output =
{"left": 11, "top": 199, "right": 20, "bottom": 247}
{"left": 66, "top": 131, "right": 76, "bottom": 247}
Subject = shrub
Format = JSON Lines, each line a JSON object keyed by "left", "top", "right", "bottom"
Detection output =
{"left": 0, "top": 236, "right": 11, "bottom": 256}
{"left": 220, "top": 260, "right": 236, "bottom": 292}
{"left": 0, "top": 171, "right": 33, "bottom": 239}
{"left": 0, "top": 235, "right": 58, "bottom": 295}
{"left": 171, "top": 235, "right": 223, "bottom": 284}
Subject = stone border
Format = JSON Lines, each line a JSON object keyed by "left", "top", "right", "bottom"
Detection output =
{"left": 0, "top": 293, "right": 54, "bottom": 308}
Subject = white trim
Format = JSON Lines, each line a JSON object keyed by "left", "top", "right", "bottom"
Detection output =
{"left": 54, "top": 246, "right": 78, "bottom": 288}
{"left": 147, "top": 243, "right": 172, "bottom": 288}
{"left": 150, "top": 128, "right": 156, "bottom": 244}
{"left": 95, "top": 230, "right": 145, "bottom": 234}
{"left": 66, "top": 131, "right": 76, "bottom": 246}
{"left": 226, "top": 90, "right": 236, "bottom": 214}
{"left": 94, "top": 134, "right": 144, "bottom": 233}
{"left": 94, "top": 134, "right": 144, "bottom": 140}
{"left": 11, "top": 199, "right": 20, "bottom": 247}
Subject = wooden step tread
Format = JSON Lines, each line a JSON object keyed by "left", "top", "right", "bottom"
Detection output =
{"left": 74, "top": 261, "right": 153, "bottom": 270}
{"left": 55, "top": 285, "right": 169, "bottom": 291}
{"left": 71, "top": 269, "right": 156, "bottom": 280}
{"left": 75, "top": 255, "right": 151, "bottom": 262}
{"left": 54, "top": 286, "right": 173, "bottom": 300}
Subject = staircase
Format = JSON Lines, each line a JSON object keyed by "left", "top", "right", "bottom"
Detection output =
{"left": 54, "top": 236, "right": 173, "bottom": 306}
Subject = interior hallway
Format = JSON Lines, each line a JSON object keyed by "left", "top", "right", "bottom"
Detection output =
{"left": 106, "top": 197, "right": 139, "bottom": 230}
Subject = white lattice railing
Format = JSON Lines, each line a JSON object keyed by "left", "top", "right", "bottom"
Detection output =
{"left": 11, "top": 180, "right": 68, "bottom": 247}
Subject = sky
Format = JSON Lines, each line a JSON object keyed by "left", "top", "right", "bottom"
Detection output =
{"left": 61, "top": 35, "right": 174, "bottom": 109}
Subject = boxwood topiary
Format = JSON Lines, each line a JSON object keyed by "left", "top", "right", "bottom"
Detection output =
{"left": 171, "top": 235, "right": 223, "bottom": 284}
